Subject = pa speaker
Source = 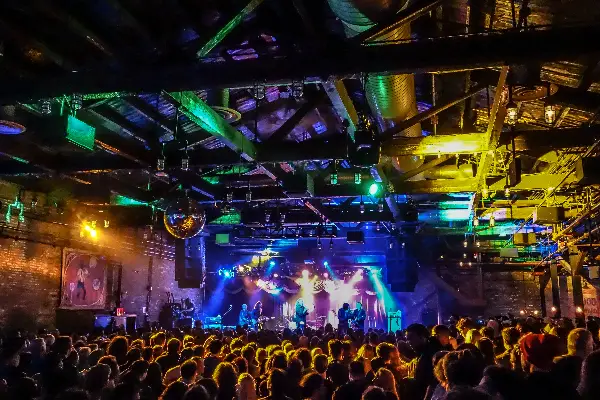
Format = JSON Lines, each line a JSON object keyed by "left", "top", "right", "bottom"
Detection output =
{"left": 513, "top": 232, "right": 536, "bottom": 245}
{"left": 346, "top": 231, "right": 365, "bottom": 244}
{"left": 175, "top": 237, "right": 203, "bottom": 286}
{"left": 386, "top": 237, "right": 419, "bottom": 292}
{"left": 533, "top": 207, "right": 565, "bottom": 224}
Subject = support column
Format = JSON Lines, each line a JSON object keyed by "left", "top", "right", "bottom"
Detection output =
{"left": 539, "top": 272, "right": 550, "bottom": 317}
{"left": 550, "top": 261, "right": 561, "bottom": 317}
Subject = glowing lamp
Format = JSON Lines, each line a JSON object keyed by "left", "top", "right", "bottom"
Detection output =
{"left": 354, "top": 172, "right": 361, "bottom": 185}
{"left": 506, "top": 101, "right": 518, "bottom": 126}
{"left": 551, "top": 306, "right": 557, "bottom": 312}
{"left": 302, "top": 269, "right": 309, "bottom": 278}
{"left": 519, "top": 310, "right": 525, "bottom": 315}
{"left": 576, "top": 306, "right": 583, "bottom": 314}
{"left": 544, "top": 102, "right": 556, "bottom": 124}
{"left": 369, "top": 183, "right": 380, "bottom": 196}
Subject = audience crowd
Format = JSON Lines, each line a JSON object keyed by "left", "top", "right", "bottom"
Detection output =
{"left": 1, "top": 315, "right": 600, "bottom": 400}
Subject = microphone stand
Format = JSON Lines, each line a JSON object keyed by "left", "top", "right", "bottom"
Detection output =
{"left": 221, "top": 305, "right": 233, "bottom": 330}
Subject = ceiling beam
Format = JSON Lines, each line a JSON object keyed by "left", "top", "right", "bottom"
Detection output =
{"left": 5, "top": 24, "right": 600, "bottom": 102}
{"left": 322, "top": 80, "right": 359, "bottom": 141}
{"left": 381, "top": 83, "right": 486, "bottom": 140}
{"left": 196, "top": 0, "right": 268, "bottom": 58}
{"left": 267, "top": 91, "right": 327, "bottom": 142}
{"left": 382, "top": 126, "right": 600, "bottom": 156}
{"left": 166, "top": 91, "right": 258, "bottom": 161}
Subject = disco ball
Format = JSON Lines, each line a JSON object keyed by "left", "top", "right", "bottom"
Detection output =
{"left": 163, "top": 197, "right": 206, "bottom": 239}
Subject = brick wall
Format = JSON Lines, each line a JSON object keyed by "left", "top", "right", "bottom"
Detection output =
{"left": 0, "top": 210, "right": 203, "bottom": 330}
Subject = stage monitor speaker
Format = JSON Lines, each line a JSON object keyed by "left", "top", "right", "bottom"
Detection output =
{"left": 533, "top": 207, "right": 565, "bottom": 224}
{"left": 513, "top": 232, "right": 536, "bottom": 246}
{"left": 346, "top": 231, "right": 365, "bottom": 244}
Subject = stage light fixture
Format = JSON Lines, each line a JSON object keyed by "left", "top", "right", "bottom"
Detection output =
{"left": 354, "top": 172, "right": 362, "bottom": 185}
{"left": 533, "top": 310, "right": 539, "bottom": 315}
{"left": 519, "top": 309, "right": 525, "bottom": 315}
{"left": 265, "top": 212, "right": 271, "bottom": 223}
{"left": 330, "top": 172, "right": 338, "bottom": 185}
{"left": 181, "top": 157, "right": 189, "bottom": 171}
{"left": 463, "top": 253, "right": 467, "bottom": 259}
{"left": 245, "top": 190, "right": 252, "bottom": 203}
{"left": 506, "top": 102, "right": 518, "bottom": 126}
{"left": 378, "top": 199, "right": 384, "bottom": 213}
{"left": 226, "top": 192, "right": 233, "bottom": 203}
{"left": 360, "top": 198, "right": 365, "bottom": 214}
{"left": 459, "top": 261, "right": 464, "bottom": 267}
{"left": 473, "top": 217, "right": 479, "bottom": 227}
{"left": 463, "top": 240, "right": 468, "bottom": 247}
{"left": 40, "top": 99, "right": 52, "bottom": 115}
{"left": 323, "top": 272, "right": 329, "bottom": 279}
{"left": 254, "top": 84, "right": 266, "bottom": 100}
{"left": 104, "top": 220, "right": 110, "bottom": 228}
{"left": 551, "top": 306, "right": 557, "bottom": 312}
{"left": 280, "top": 213, "right": 286, "bottom": 223}
{"left": 269, "top": 260, "right": 276, "bottom": 268}
{"left": 369, "top": 183, "right": 380, "bottom": 196}
{"left": 157, "top": 157, "right": 165, "bottom": 171}
{"left": 375, "top": 221, "right": 381, "bottom": 231}
{"left": 323, "top": 261, "right": 329, "bottom": 267}
{"left": 482, "top": 187, "right": 489, "bottom": 198}
{"left": 504, "top": 186, "right": 510, "bottom": 198}
{"left": 544, "top": 85, "right": 556, "bottom": 124}
{"left": 72, "top": 93, "right": 83, "bottom": 111}
{"left": 329, "top": 237, "right": 333, "bottom": 250}
{"left": 292, "top": 81, "right": 304, "bottom": 98}
{"left": 273, "top": 273, "right": 279, "bottom": 278}
{"left": 317, "top": 237, "right": 322, "bottom": 250}
{"left": 576, "top": 306, "right": 583, "bottom": 314}
{"left": 476, "top": 241, "right": 481, "bottom": 247}
{"left": 489, "top": 215, "right": 495, "bottom": 227}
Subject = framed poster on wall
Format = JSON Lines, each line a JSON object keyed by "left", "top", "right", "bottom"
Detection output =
{"left": 60, "top": 248, "right": 107, "bottom": 309}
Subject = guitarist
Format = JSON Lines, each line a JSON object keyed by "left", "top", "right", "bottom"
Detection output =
{"left": 293, "top": 298, "right": 309, "bottom": 333}
{"left": 351, "top": 302, "right": 367, "bottom": 332}
{"left": 238, "top": 304, "right": 251, "bottom": 327}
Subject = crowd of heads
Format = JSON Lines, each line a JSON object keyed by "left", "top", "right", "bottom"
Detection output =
{"left": 1, "top": 314, "right": 600, "bottom": 400}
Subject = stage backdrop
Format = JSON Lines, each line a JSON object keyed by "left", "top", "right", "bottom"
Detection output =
{"left": 60, "top": 249, "right": 107, "bottom": 310}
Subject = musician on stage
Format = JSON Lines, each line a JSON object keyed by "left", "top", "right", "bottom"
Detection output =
{"left": 251, "top": 301, "right": 263, "bottom": 330}
{"left": 338, "top": 303, "right": 351, "bottom": 334}
{"left": 182, "top": 298, "right": 195, "bottom": 318}
{"left": 352, "top": 302, "right": 367, "bottom": 332}
{"left": 238, "top": 304, "right": 251, "bottom": 327}
{"left": 294, "top": 298, "right": 309, "bottom": 333}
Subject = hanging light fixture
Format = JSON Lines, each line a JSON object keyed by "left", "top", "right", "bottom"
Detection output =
{"left": 40, "top": 99, "right": 52, "bottom": 115}
{"left": 292, "top": 80, "right": 304, "bottom": 99}
{"left": 330, "top": 172, "right": 338, "bottom": 185}
{"left": 226, "top": 191, "right": 233, "bottom": 203}
{"left": 254, "top": 84, "right": 266, "bottom": 100}
{"left": 329, "top": 237, "right": 334, "bottom": 250}
{"left": 354, "top": 172, "right": 362, "bottom": 185}
{"left": 71, "top": 93, "right": 83, "bottom": 111}
{"left": 506, "top": 86, "right": 518, "bottom": 126}
{"left": 359, "top": 196, "right": 365, "bottom": 214}
{"left": 317, "top": 237, "right": 322, "bottom": 250}
{"left": 482, "top": 187, "right": 489, "bottom": 199}
{"left": 504, "top": 186, "right": 511, "bottom": 198}
{"left": 157, "top": 143, "right": 166, "bottom": 171}
{"left": 375, "top": 221, "right": 381, "bottom": 231}
{"left": 473, "top": 216, "right": 479, "bottom": 227}
{"left": 489, "top": 214, "right": 495, "bottom": 227}
{"left": 378, "top": 199, "right": 384, "bottom": 213}
{"left": 245, "top": 189, "right": 252, "bottom": 203}
{"left": 544, "top": 84, "right": 556, "bottom": 124}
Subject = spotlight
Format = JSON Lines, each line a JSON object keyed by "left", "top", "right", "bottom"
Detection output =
{"left": 317, "top": 237, "right": 322, "bottom": 250}
{"left": 506, "top": 101, "right": 518, "bottom": 126}
{"left": 237, "top": 265, "right": 244, "bottom": 272}
{"left": 482, "top": 187, "right": 489, "bottom": 199}
{"left": 273, "top": 273, "right": 279, "bottom": 278}
{"left": 246, "top": 190, "right": 252, "bottom": 203}
{"left": 354, "top": 172, "right": 362, "bottom": 185}
{"left": 280, "top": 213, "right": 286, "bottom": 223}
{"left": 369, "top": 183, "right": 380, "bottom": 196}
{"left": 375, "top": 221, "right": 381, "bottom": 231}
{"left": 504, "top": 186, "right": 510, "bottom": 198}
{"left": 265, "top": 212, "right": 271, "bottom": 223}
{"left": 476, "top": 241, "right": 480, "bottom": 247}
{"left": 459, "top": 261, "right": 464, "bottom": 267}
{"left": 519, "top": 309, "right": 525, "bottom": 315}
{"left": 181, "top": 157, "right": 190, "bottom": 171}
{"left": 329, "top": 238, "right": 334, "bottom": 250}
{"left": 269, "top": 260, "right": 276, "bottom": 268}
{"left": 468, "top": 262, "right": 472, "bottom": 266}
{"left": 226, "top": 192, "right": 233, "bottom": 203}
{"left": 463, "top": 253, "right": 467, "bottom": 259}
{"left": 360, "top": 199, "right": 365, "bottom": 214}
{"left": 302, "top": 269, "right": 309, "bottom": 278}
{"left": 378, "top": 199, "right": 384, "bottom": 213}
{"left": 489, "top": 215, "right": 495, "bottom": 227}
{"left": 323, "top": 261, "right": 329, "bottom": 267}
{"left": 544, "top": 97, "right": 556, "bottom": 124}
{"left": 330, "top": 172, "right": 338, "bottom": 185}
{"left": 533, "top": 310, "right": 539, "bottom": 316}
{"left": 473, "top": 217, "right": 479, "bottom": 227}
{"left": 104, "top": 220, "right": 110, "bottom": 228}
{"left": 463, "top": 240, "right": 468, "bottom": 248}
{"left": 576, "top": 306, "right": 583, "bottom": 314}
{"left": 551, "top": 306, "right": 557, "bottom": 313}
{"left": 323, "top": 272, "right": 329, "bottom": 279}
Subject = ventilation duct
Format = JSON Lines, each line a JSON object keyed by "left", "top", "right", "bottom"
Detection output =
{"left": 422, "top": 163, "right": 475, "bottom": 180}
{"left": 327, "top": 0, "right": 423, "bottom": 172}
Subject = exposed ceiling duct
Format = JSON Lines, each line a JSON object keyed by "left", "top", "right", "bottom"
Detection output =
{"left": 327, "top": 0, "right": 423, "bottom": 173}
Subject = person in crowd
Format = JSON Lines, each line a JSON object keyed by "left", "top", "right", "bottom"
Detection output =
{"left": 237, "top": 373, "right": 257, "bottom": 400}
